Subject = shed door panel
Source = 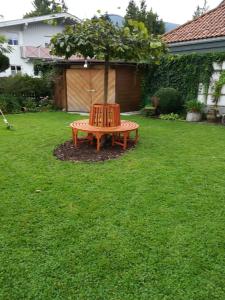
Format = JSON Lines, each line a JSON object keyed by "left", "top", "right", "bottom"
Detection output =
{"left": 67, "top": 69, "right": 91, "bottom": 112}
{"left": 67, "top": 68, "right": 115, "bottom": 112}
{"left": 90, "top": 69, "right": 116, "bottom": 105}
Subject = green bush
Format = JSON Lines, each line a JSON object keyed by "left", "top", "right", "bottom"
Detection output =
{"left": 22, "top": 98, "right": 39, "bottom": 112}
{"left": 0, "top": 74, "right": 53, "bottom": 100}
{"left": 0, "top": 97, "right": 7, "bottom": 113}
{"left": 0, "top": 73, "right": 56, "bottom": 114}
{"left": 0, "top": 94, "right": 56, "bottom": 114}
{"left": 141, "top": 105, "right": 155, "bottom": 117}
{"left": 0, "top": 95, "right": 22, "bottom": 113}
{"left": 154, "top": 87, "right": 183, "bottom": 114}
{"left": 142, "top": 53, "right": 225, "bottom": 103}
{"left": 159, "top": 113, "right": 181, "bottom": 120}
{"left": 0, "top": 53, "right": 9, "bottom": 72}
{"left": 185, "top": 100, "right": 205, "bottom": 113}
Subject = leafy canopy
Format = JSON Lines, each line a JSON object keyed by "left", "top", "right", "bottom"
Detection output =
{"left": 0, "top": 35, "right": 12, "bottom": 55}
{"left": 51, "top": 14, "right": 166, "bottom": 103}
{"left": 50, "top": 14, "right": 166, "bottom": 63}
{"left": 0, "top": 35, "right": 11, "bottom": 73}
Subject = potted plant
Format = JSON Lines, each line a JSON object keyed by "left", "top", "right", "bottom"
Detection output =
{"left": 185, "top": 100, "right": 204, "bottom": 122}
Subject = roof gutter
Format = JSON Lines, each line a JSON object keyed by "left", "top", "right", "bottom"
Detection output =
{"left": 168, "top": 36, "right": 225, "bottom": 47}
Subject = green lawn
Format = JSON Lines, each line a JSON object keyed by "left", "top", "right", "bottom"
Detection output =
{"left": 0, "top": 112, "right": 225, "bottom": 300}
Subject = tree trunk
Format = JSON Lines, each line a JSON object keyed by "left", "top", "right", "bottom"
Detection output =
{"left": 104, "top": 54, "right": 109, "bottom": 104}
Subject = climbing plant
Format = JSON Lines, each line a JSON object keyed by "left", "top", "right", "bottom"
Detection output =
{"left": 143, "top": 52, "right": 225, "bottom": 105}
{"left": 212, "top": 70, "right": 225, "bottom": 106}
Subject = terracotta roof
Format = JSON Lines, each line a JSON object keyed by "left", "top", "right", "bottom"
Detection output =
{"left": 164, "top": 1, "right": 225, "bottom": 43}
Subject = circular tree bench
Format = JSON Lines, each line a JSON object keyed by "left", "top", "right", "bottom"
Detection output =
{"left": 70, "top": 119, "right": 139, "bottom": 151}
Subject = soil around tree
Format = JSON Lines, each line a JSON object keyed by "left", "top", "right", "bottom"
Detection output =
{"left": 53, "top": 139, "right": 136, "bottom": 162}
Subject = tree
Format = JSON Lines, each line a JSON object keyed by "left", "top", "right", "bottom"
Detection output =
{"left": 193, "top": 0, "right": 209, "bottom": 19}
{"left": 125, "top": 0, "right": 165, "bottom": 35}
{"left": 0, "top": 35, "right": 11, "bottom": 72}
{"left": 51, "top": 14, "right": 166, "bottom": 103}
{"left": 24, "top": 0, "right": 67, "bottom": 18}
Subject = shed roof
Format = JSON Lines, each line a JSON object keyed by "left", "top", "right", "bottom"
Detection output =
{"left": 164, "top": 1, "right": 225, "bottom": 43}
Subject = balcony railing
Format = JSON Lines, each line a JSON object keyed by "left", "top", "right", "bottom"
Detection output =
{"left": 20, "top": 46, "right": 83, "bottom": 60}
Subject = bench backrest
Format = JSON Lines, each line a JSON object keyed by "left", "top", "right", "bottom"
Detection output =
{"left": 89, "top": 104, "right": 121, "bottom": 127}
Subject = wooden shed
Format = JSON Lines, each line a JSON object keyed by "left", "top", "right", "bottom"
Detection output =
{"left": 54, "top": 61, "right": 142, "bottom": 112}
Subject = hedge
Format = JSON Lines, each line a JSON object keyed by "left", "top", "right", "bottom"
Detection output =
{"left": 142, "top": 52, "right": 225, "bottom": 104}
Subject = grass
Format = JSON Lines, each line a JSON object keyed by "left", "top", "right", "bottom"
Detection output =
{"left": 0, "top": 112, "right": 225, "bottom": 299}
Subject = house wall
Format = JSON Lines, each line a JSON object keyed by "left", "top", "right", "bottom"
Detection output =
{"left": 168, "top": 37, "right": 225, "bottom": 54}
{"left": 0, "top": 22, "right": 64, "bottom": 77}
{"left": 198, "top": 61, "right": 225, "bottom": 113}
{"left": 22, "top": 22, "right": 64, "bottom": 47}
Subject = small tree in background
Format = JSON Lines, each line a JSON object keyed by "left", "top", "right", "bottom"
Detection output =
{"left": 0, "top": 35, "right": 12, "bottom": 73}
{"left": 24, "top": 0, "right": 67, "bottom": 18}
{"left": 51, "top": 14, "right": 166, "bottom": 104}
{"left": 125, "top": 0, "right": 165, "bottom": 35}
{"left": 193, "top": 0, "right": 209, "bottom": 19}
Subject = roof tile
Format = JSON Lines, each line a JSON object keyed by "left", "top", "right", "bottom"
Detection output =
{"left": 164, "top": 2, "right": 225, "bottom": 43}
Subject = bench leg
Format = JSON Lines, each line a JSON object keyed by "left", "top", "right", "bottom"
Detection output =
{"left": 72, "top": 129, "right": 78, "bottom": 147}
{"left": 87, "top": 133, "right": 94, "bottom": 145}
{"left": 112, "top": 133, "right": 115, "bottom": 146}
{"left": 135, "top": 129, "right": 139, "bottom": 144}
{"left": 96, "top": 133, "right": 103, "bottom": 152}
{"left": 123, "top": 132, "right": 128, "bottom": 150}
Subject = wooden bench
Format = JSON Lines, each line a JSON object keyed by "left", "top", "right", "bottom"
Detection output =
{"left": 70, "top": 119, "right": 139, "bottom": 151}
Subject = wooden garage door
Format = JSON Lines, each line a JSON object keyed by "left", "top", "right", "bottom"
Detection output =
{"left": 67, "top": 68, "right": 115, "bottom": 112}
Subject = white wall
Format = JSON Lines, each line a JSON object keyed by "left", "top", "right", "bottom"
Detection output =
{"left": 0, "top": 45, "right": 34, "bottom": 77}
{"left": 198, "top": 61, "right": 225, "bottom": 113}
{"left": 0, "top": 22, "right": 64, "bottom": 77}
{"left": 23, "top": 22, "right": 64, "bottom": 47}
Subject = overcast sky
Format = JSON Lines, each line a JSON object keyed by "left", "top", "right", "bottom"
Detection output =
{"left": 0, "top": 0, "right": 222, "bottom": 24}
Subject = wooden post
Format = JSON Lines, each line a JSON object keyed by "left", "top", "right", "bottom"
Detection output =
{"left": 104, "top": 54, "right": 110, "bottom": 104}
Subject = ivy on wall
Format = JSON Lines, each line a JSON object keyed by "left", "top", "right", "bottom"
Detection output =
{"left": 142, "top": 52, "right": 225, "bottom": 105}
{"left": 212, "top": 70, "right": 225, "bottom": 106}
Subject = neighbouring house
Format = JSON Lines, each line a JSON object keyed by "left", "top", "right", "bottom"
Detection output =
{"left": 163, "top": 0, "right": 225, "bottom": 114}
{"left": 53, "top": 61, "right": 141, "bottom": 112}
{"left": 164, "top": 0, "right": 225, "bottom": 54}
{"left": 0, "top": 13, "right": 79, "bottom": 77}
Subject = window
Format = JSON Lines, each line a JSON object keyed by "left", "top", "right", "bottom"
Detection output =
{"left": 6, "top": 32, "right": 19, "bottom": 45}
{"left": 11, "top": 65, "right": 21, "bottom": 75}
{"left": 8, "top": 38, "right": 18, "bottom": 45}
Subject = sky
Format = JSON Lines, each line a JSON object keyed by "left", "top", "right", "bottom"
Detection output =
{"left": 0, "top": 0, "right": 222, "bottom": 24}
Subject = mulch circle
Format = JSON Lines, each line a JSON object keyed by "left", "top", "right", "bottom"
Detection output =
{"left": 53, "top": 138, "right": 136, "bottom": 162}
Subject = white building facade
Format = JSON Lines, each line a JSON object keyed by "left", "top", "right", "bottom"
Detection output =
{"left": 0, "top": 13, "right": 79, "bottom": 77}
{"left": 198, "top": 62, "right": 225, "bottom": 114}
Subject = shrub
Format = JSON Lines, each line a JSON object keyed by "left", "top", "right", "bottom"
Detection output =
{"left": 0, "top": 94, "right": 22, "bottom": 113}
{"left": 185, "top": 100, "right": 205, "bottom": 113}
{"left": 0, "top": 74, "right": 53, "bottom": 100}
{"left": 0, "top": 73, "right": 56, "bottom": 114}
{"left": 22, "top": 98, "right": 39, "bottom": 112}
{"left": 0, "top": 97, "right": 7, "bottom": 113}
{"left": 141, "top": 105, "right": 155, "bottom": 117}
{"left": 159, "top": 113, "right": 181, "bottom": 120}
{"left": 154, "top": 88, "right": 183, "bottom": 114}
{"left": 0, "top": 53, "right": 9, "bottom": 72}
